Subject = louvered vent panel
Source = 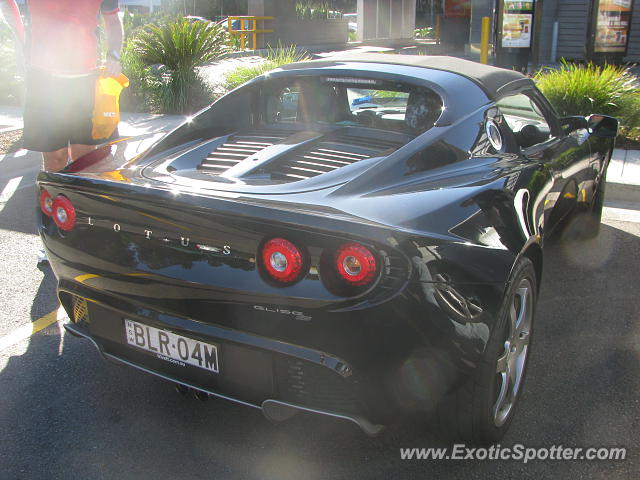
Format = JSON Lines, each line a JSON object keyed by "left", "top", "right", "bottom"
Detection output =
{"left": 198, "top": 130, "right": 288, "bottom": 176}
{"left": 332, "top": 134, "right": 402, "bottom": 152}
{"left": 267, "top": 134, "right": 402, "bottom": 182}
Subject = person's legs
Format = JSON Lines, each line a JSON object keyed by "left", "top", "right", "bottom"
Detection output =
{"left": 42, "top": 147, "right": 69, "bottom": 172}
{"left": 69, "top": 143, "right": 96, "bottom": 162}
{"left": 29, "top": 72, "right": 101, "bottom": 264}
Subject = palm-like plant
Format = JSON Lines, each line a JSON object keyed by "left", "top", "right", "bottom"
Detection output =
{"left": 133, "top": 18, "right": 228, "bottom": 113}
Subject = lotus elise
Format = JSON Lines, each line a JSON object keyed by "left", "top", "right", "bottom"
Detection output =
{"left": 38, "top": 54, "right": 618, "bottom": 443}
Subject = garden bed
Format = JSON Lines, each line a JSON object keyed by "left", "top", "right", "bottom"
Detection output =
{"left": 0, "top": 129, "right": 22, "bottom": 155}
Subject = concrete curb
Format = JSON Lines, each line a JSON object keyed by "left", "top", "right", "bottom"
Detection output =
{"left": 215, "top": 43, "right": 349, "bottom": 60}
{"left": 0, "top": 126, "right": 22, "bottom": 134}
{"left": 211, "top": 39, "right": 432, "bottom": 63}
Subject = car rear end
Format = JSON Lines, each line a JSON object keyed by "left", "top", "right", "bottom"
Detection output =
{"left": 38, "top": 170, "right": 431, "bottom": 430}
{"left": 36, "top": 61, "right": 513, "bottom": 432}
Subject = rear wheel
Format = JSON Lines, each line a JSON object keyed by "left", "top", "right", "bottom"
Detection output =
{"left": 436, "top": 257, "right": 537, "bottom": 444}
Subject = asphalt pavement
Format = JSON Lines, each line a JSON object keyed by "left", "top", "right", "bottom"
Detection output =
{"left": 0, "top": 120, "right": 639, "bottom": 479}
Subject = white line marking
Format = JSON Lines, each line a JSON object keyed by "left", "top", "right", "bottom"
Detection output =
{"left": 0, "top": 176, "right": 23, "bottom": 213}
{"left": 0, "top": 307, "right": 68, "bottom": 353}
{"left": 603, "top": 206, "right": 640, "bottom": 223}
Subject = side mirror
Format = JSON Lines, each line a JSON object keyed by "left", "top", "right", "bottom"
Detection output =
{"left": 587, "top": 114, "right": 619, "bottom": 138}
{"left": 558, "top": 115, "right": 588, "bottom": 133}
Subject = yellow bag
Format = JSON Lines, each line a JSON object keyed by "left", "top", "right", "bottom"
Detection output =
{"left": 91, "top": 73, "right": 129, "bottom": 140}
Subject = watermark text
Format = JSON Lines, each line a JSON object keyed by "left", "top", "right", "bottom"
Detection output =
{"left": 400, "top": 444, "right": 627, "bottom": 463}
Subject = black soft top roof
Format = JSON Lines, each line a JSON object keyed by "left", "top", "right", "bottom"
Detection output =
{"left": 282, "top": 53, "right": 530, "bottom": 100}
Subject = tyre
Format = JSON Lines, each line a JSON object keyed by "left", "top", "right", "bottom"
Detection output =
{"left": 436, "top": 257, "right": 537, "bottom": 445}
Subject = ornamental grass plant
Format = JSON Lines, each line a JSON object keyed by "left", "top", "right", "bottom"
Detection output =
{"left": 295, "top": 1, "right": 338, "bottom": 19}
{"left": 223, "top": 45, "right": 309, "bottom": 91}
{"left": 534, "top": 61, "right": 640, "bottom": 140}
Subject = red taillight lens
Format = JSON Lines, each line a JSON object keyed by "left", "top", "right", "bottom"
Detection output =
{"left": 40, "top": 190, "right": 53, "bottom": 216}
{"left": 51, "top": 196, "right": 76, "bottom": 231}
{"left": 261, "top": 238, "right": 304, "bottom": 283}
{"left": 335, "top": 243, "right": 377, "bottom": 286}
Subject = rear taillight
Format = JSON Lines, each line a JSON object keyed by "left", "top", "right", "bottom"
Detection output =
{"left": 335, "top": 242, "right": 377, "bottom": 286}
{"left": 261, "top": 238, "right": 304, "bottom": 283}
{"left": 40, "top": 189, "right": 53, "bottom": 216}
{"left": 52, "top": 195, "right": 76, "bottom": 231}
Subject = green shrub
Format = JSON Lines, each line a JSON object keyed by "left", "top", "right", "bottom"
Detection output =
{"left": 120, "top": 39, "right": 157, "bottom": 113}
{"left": 122, "top": 10, "right": 174, "bottom": 40}
{"left": 132, "top": 18, "right": 228, "bottom": 114}
{"left": 295, "top": 2, "right": 339, "bottom": 19}
{"left": 534, "top": 60, "right": 640, "bottom": 131}
{"left": 228, "top": 33, "right": 242, "bottom": 51}
{"left": 414, "top": 27, "right": 434, "bottom": 39}
{"left": 223, "top": 45, "right": 309, "bottom": 91}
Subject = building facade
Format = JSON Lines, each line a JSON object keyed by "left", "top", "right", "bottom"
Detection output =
{"left": 465, "top": 0, "right": 640, "bottom": 65}
{"left": 537, "top": 0, "right": 640, "bottom": 63}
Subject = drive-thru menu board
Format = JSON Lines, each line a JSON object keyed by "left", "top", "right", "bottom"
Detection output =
{"left": 594, "top": 0, "right": 634, "bottom": 53}
{"left": 501, "top": 0, "right": 535, "bottom": 48}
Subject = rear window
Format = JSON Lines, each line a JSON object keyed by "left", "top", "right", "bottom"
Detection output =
{"left": 262, "top": 77, "right": 442, "bottom": 134}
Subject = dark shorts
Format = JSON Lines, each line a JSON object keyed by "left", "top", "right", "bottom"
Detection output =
{"left": 22, "top": 69, "right": 118, "bottom": 152}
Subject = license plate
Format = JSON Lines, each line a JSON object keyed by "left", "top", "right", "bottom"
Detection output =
{"left": 125, "top": 319, "right": 219, "bottom": 373}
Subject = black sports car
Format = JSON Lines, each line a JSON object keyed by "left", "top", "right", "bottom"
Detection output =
{"left": 38, "top": 54, "right": 618, "bottom": 444}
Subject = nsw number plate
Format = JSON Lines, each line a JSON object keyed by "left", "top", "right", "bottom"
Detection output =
{"left": 125, "top": 319, "right": 219, "bottom": 373}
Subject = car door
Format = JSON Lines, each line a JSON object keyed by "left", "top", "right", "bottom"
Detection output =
{"left": 495, "top": 89, "right": 592, "bottom": 235}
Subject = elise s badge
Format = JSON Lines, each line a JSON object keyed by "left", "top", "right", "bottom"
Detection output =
{"left": 253, "top": 305, "right": 312, "bottom": 322}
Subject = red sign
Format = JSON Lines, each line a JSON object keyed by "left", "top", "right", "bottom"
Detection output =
{"left": 445, "top": 0, "right": 471, "bottom": 18}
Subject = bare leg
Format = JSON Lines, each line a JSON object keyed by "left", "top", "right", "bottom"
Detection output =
{"left": 42, "top": 147, "right": 69, "bottom": 172}
{"left": 69, "top": 143, "right": 96, "bottom": 162}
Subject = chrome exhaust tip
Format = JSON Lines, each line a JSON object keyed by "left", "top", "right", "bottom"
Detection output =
{"left": 193, "top": 390, "right": 209, "bottom": 402}
{"left": 174, "top": 383, "right": 191, "bottom": 396}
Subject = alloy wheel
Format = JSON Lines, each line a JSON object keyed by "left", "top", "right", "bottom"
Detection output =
{"left": 493, "top": 278, "right": 533, "bottom": 427}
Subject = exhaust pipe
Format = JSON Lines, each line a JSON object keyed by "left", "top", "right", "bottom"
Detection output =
{"left": 175, "top": 383, "right": 190, "bottom": 396}
{"left": 174, "top": 383, "right": 209, "bottom": 401}
{"left": 193, "top": 390, "right": 209, "bottom": 402}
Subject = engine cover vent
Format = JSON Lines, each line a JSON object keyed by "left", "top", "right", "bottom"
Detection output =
{"left": 198, "top": 129, "right": 288, "bottom": 175}
{"left": 266, "top": 134, "right": 403, "bottom": 182}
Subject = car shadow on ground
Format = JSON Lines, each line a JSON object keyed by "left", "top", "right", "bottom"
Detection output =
{"left": 0, "top": 222, "right": 638, "bottom": 480}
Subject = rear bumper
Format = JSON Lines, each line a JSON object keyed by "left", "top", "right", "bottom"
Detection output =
{"left": 63, "top": 321, "right": 385, "bottom": 435}
{"left": 56, "top": 263, "right": 505, "bottom": 433}
{"left": 60, "top": 290, "right": 395, "bottom": 432}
